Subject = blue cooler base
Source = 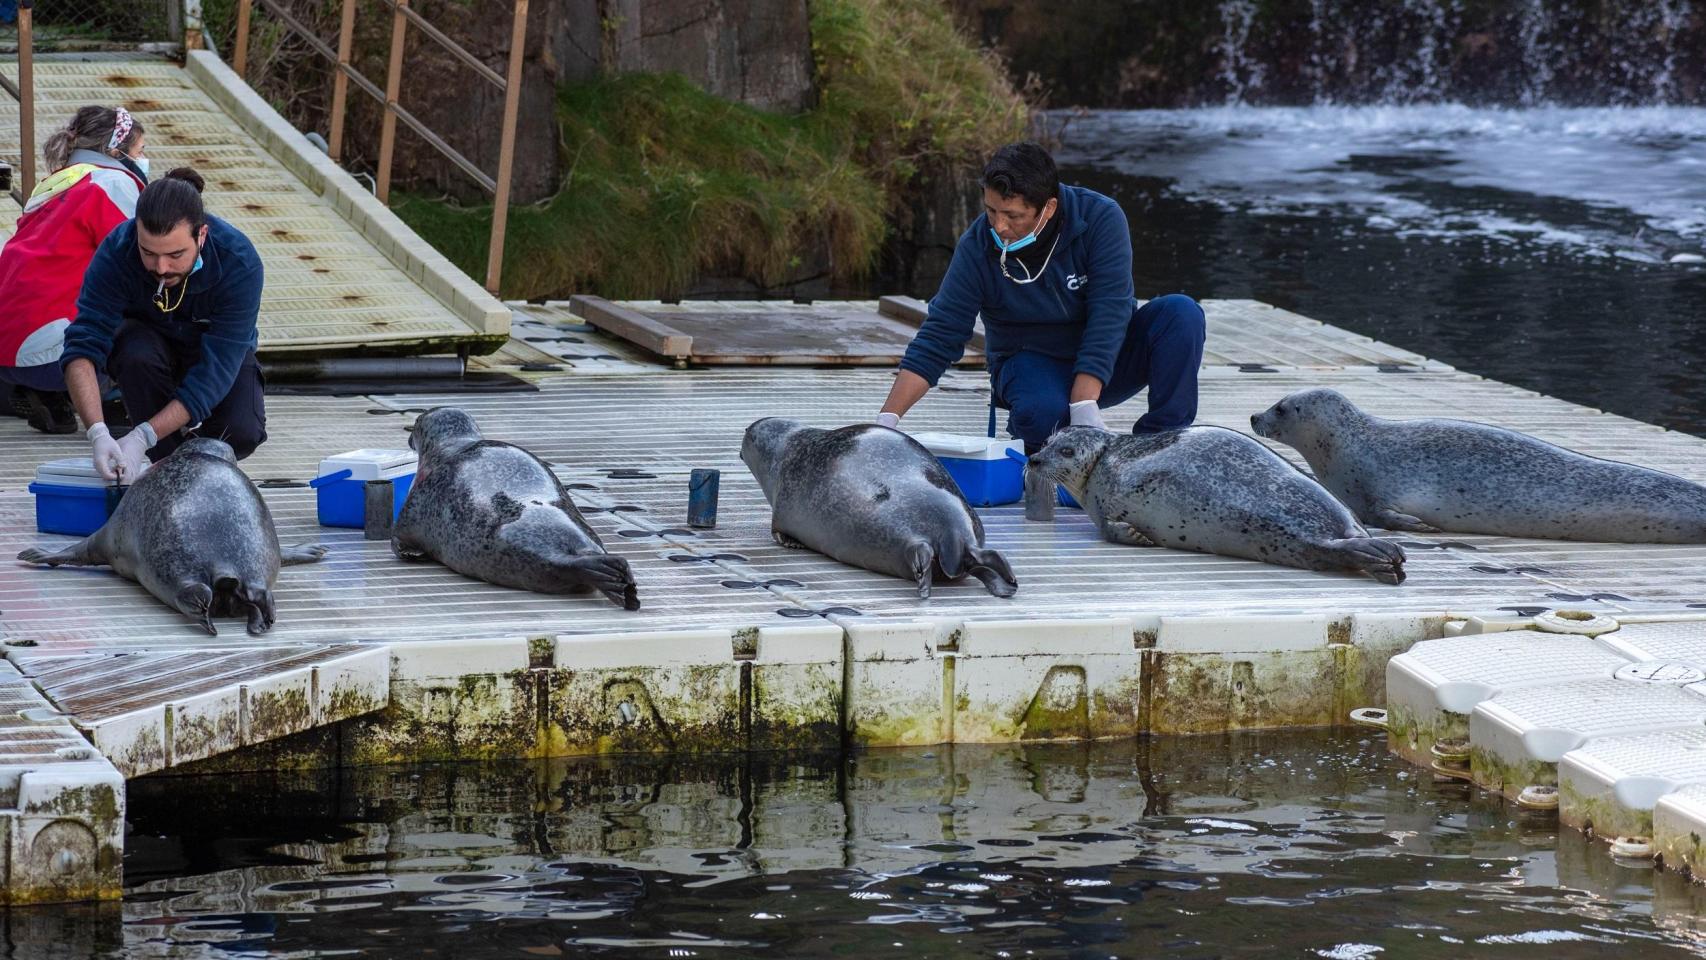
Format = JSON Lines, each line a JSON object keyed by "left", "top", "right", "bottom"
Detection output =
{"left": 937, "top": 456, "right": 1023, "bottom": 507}
{"left": 316, "top": 474, "right": 414, "bottom": 528}
{"left": 28, "top": 482, "right": 111, "bottom": 537}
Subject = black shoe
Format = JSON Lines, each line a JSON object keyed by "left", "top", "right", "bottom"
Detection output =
{"left": 17, "top": 388, "right": 78, "bottom": 434}
{"left": 101, "top": 396, "right": 131, "bottom": 431}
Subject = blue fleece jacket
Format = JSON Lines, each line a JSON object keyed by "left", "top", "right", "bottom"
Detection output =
{"left": 61, "top": 214, "right": 263, "bottom": 423}
{"left": 900, "top": 183, "right": 1138, "bottom": 387}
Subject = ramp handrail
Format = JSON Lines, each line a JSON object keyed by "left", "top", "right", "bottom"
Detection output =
{"left": 231, "top": 0, "right": 526, "bottom": 294}
{"left": 1, "top": 0, "right": 34, "bottom": 207}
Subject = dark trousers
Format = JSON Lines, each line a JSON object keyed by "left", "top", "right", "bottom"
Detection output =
{"left": 108, "top": 319, "right": 267, "bottom": 461}
{"left": 993, "top": 293, "right": 1207, "bottom": 453}
{"left": 0, "top": 361, "right": 67, "bottom": 393}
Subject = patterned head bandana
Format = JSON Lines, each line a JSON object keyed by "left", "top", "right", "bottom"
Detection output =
{"left": 108, "top": 107, "right": 133, "bottom": 151}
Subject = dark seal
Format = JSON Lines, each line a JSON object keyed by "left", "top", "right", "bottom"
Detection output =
{"left": 741, "top": 418, "right": 1017, "bottom": 599}
{"left": 391, "top": 407, "right": 640, "bottom": 609}
{"left": 1027, "top": 425, "right": 1406, "bottom": 584}
{"left": 1252, "top": 387, "right": 1706, "bottom": 542}
{"left": 18, "top": 437, "right": 327, "bottom": 634}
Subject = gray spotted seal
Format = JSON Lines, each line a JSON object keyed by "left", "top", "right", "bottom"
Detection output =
{"left": 1251, "top": 387, "right": 1706, "bottom": 542}
{"left": 17, "top": 438, "right": 326, "bottom": 634}
{"left": 1027, "top": 425, "right": 1406, "bottom": 584}
{"left": 392, "top": 407, "right": 640, "bottom": 609}
{"left": 741, "top": 419, "right": 1017, "bottom": 599}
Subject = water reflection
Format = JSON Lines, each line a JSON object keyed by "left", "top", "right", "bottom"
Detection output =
{"left": 75, "top": 733, "right": 1706, "bottom": 957}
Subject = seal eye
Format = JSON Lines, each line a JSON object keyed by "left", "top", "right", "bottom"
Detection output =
{"left": 1060, "top": 446, "right": 1076, "bottom": 458}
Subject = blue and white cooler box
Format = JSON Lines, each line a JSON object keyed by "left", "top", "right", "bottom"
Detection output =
{"left": 311, "top": 449, "right": 417, "bottom": 528}
{"left": 907, "top": 432, "right": 1026, "bottom": 507}
{"left": 29, "top": 458, "right": 114, "bottom": 536}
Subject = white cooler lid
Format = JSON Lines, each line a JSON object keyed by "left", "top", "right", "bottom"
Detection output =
{"left": 34, "top": 457, "right": 111, "bottom": 488}
{"left": 907, "top": 432, "right": 1025, "bottom": 461}
{"left": 317, "top": 448, "right": 417, "bottom": 481}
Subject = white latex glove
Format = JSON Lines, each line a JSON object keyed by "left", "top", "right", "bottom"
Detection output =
{"left": 876, "top": 412, "right": 901, "bottom": 429}
{"left": 87, "top": 423, "right": 124, "bottom": 481}
{"left": 1068, "top": 399, "right": 1107, "bottom": 430}
{"left": 112, "top": 421, "right": 157, "bottom": 483}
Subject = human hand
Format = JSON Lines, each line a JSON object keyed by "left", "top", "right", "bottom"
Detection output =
{"left": 87, "top": 423, "right": 125, "bottom": 480}
{"left": 876, "top": 412, "right": 901, "bottom": 429}
{"left": 1068, "top": 400, "right": 1107, "bottom": 430}
{"left": 112, "top": 421, "right": 157, "bottom": 482}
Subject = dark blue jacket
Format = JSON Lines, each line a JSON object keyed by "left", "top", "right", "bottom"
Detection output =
{"left": 61, "top": 214, "right": 263, "bottom": 423}
{"left": 900, "top": 183, "right": 1138, "bottom": 387}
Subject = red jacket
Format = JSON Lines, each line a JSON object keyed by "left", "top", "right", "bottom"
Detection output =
{"left": 0, "top": 151, "right": 142, "bottom": 368}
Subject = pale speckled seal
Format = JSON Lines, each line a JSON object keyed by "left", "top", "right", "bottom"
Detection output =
{"left": 741, "top": 419, "right": 1017, "bottom": 599}
{"left": 1027, "top": 425, "right": 1406, "bottom": 584}
{"left": 1251, "top": 387, "right": 1706, "bottom": 542}
{"left": 392, "top": 407, "right": 640, "bottom": 609}
{"left": 17, "top": 437, "right": 327, "bottom": 634}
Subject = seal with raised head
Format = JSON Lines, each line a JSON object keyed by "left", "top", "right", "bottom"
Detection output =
{"left": 741, "top": 419, "right": 1017, "bottom": 599}
{"left": 1026, "top": 425, "right": 1407, "bottom": 584}
{"left": 391, "top": 407, "right": 640, "bottom": 609}
{"left": 1251, "top": 387, "right": 1706, "bottom": 542}
{"left": 17, "top": 437, "right": 327, "bottom": 634}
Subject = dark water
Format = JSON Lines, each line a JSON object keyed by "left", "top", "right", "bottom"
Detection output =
{"left": 1053, "top": 106, "right": 1706, "bottom": 436}
{"left": 25, "top": 732, "right": 1706, "bottom": 958}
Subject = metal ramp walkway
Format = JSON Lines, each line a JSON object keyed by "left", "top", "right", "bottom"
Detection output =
{"left": 0, "top": 52, "right": 508, "bottom": 356}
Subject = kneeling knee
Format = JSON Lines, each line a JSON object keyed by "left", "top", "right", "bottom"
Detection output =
{"left": 223, "top": 422, "right": 267, "bottom": 460}
{"left": 1007, "top": 403, "right": 1065, "bottom": 445}
{"left": 1151, "top": 294, "right": 1206, "bottom": 340}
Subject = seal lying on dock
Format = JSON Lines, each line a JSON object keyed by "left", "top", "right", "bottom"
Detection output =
{"left": 392, "top": 407, "right": 640, "bottom": 609}
{"left": 741, "top": 419, "right": 1017, "bottom": 599}
{"left": 1027, "top": 426, "right": 1406, "bottom": 584}
{"left": 17, "top": 438, "right": 326, "bottom": 635}
{"left": 1252, "top": 387, "right": 1706, "bottom": 542}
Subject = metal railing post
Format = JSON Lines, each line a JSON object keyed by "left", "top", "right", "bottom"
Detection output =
{"left": 376, "top": 0, "right": 409, "bottom": 203}
{"left": 233, "top": 0, "right": 253, "bottom": 77}
{"left": 328, "top": 0, "right": 358, "bottom": 162}
{"left": 485, "top": 0, "right": 528, "bottom": 294}
{"left": 18, "top": 0, "right": 34, "bottom": 198}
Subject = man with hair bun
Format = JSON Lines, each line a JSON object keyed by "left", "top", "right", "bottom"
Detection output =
{"left": 880, "top": 141, "right": 1206, "bottom": 455}
{"left": 61, "top": 166, "right": 268, "bottom": 481}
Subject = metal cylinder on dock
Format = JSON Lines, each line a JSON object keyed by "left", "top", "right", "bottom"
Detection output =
{"left": 688, "top": 468, "right": 720, "bottom": 528}
{"left": 364, "top": 479, "right": 394, "bottom": 540}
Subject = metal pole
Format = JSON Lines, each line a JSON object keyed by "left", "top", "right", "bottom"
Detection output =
{"left": 181, "top": 0, "right": 205, "bottom": 51}
{"left": 328, "top": 0, "right": 358, "bottom": 162}
{"left": 18, "top": 0, "right": 34, "bottom": 198}
{"left": 233, "top": 0, "right": 252, "bottom": 77}
{"left": 375, "top": 0, "right": 409, "bottom": 203}
{"left": 484, "top": 0, "right": 527, "bottom": 294}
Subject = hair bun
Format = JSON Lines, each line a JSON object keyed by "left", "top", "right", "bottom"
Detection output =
{"left": 164, "top": 167, "right": 205, "bottom": 194}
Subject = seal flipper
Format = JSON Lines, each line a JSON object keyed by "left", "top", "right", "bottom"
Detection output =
{"left": 550, "top": 553, "right": 640, "bottom": 611}
{"left": 391, "top": 532, "right": 430, "bottom": 562}
{"left": 963, "top": 546, "right": 1018, "bottom": 598}
{"left": 173, "top": 581, "right": 218, "bottom": 635}
{"left": 1366, "top": 508, "right": 1440, "bottom": 534}
{"left": 235, "top": 582, "right": 276, "bottom": 635}
{"left": 280, "top": 543, "right": 328, "bottom": 565}
{"left": 1100, "top": 520, "right": 1158, "bottom": 547}
{"left": 1323, "top": 537, "right": 1407, "bottom": 586}
{"left": 907, "top": 541, "right": 935, "bottom": 600}
{"left": 772, "top": 526, "right": 810, "bottom": 550}
{"left": 18, "top": 537, "right": 108, "bottom": 567}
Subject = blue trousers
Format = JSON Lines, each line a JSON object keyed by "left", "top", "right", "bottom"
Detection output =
{"left": 0, "top": 362, "right": 67, "bottom": 393}
{"left": 109, "top": 319, "right": 268, "bottom": 461}
{"left": 991, "top": 293, "right": 1206, "bottom": 453}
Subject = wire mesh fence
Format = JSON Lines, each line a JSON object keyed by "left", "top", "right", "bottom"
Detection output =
{"left": 0, "top": 0, "right": 176, "bottom": 52}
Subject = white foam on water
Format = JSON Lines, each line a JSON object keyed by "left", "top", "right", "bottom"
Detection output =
{"left": 1315, "top": 945, "right": 1383, "bottom": 959}
{"left": 1057, "top": 105, "right": 1706, "bottom": 259}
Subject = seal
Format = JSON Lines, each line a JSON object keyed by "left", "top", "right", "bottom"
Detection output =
{"left": 1251, "top": 387, "right": 1706, "bottom": 542}
{"left": 17, "top": 437, "right": 327, "bottom": 635}
{"left": 1026, "top": 425, "right": 1407, "bottom": 584}
{"left": 391, "top": 407, "right": 640, "bottom": 609}
{"left": 741, "top": 419, "right": 1017, "bottom": 599}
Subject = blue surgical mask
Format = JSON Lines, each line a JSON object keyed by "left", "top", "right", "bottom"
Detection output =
{"left": 989, "top": 208, "right": 1051, "bottom": 252}
{"left": 133, "top": 156, "right": 150, "bottom": 179}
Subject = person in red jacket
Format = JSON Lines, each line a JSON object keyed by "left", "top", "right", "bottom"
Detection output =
{"left": 0, "top": 105, "right": 147, "bottom": 433}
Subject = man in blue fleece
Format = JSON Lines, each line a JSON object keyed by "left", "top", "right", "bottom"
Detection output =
{"left": 880, "top": 142, "right": 1205, "bottom": 453}
{"left": 61, "top": 167, "right": 266, "bottom": 481}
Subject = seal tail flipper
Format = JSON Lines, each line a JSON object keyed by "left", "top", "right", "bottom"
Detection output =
{"left": 1324, "top": 537, "right": 1407, "bottom": 586}
{"left": 236, "top": 581, "right": 277, "bottom": 635}
{"left": 280, "top": 543, "right": 328, "bottom": 566}
{"left": 553, "top": 554, "right": 640, "bottom": 611}
{"left": 963, "top": 546, "right": 1018, "bottom": 598}
{"left": 18, "top": 538, "right": 106, "bottom": 567}
{"left": 174, "top": 581, "right": 218, "bottom": 635}
{"left": 907, "top": 541, "right": 935, "bottom": 600}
